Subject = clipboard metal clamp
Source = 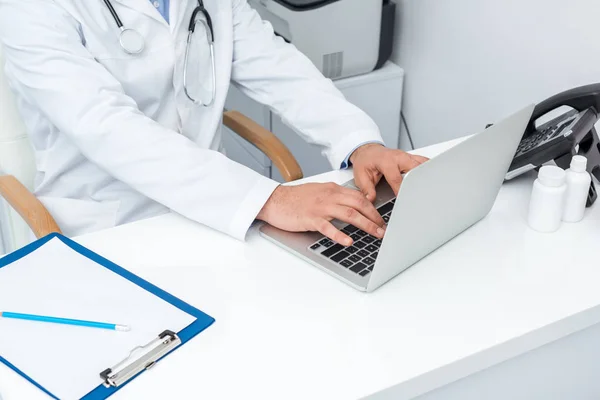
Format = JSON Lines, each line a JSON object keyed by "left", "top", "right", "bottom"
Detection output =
{"left": 100, "top": 330, "right": 182, "bottom": 388}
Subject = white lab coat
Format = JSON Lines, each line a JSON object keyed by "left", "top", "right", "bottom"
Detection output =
{"left": 0, "top": 0, "right": 383, "bottom": 240}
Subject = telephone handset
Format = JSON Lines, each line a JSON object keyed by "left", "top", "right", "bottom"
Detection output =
{"left": 504, "top": 83, "right": 600, "bottom": 206}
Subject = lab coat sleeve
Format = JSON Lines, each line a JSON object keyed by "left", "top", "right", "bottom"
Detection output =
{"left": 0, "top": 0, "right": 279, "bottom": 241}
{"left": 230, "top": 0, "right": 385, "bottom": 169}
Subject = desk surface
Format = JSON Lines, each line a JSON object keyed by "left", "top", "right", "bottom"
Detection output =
{"left": 2, "top": 138, "right": 600, "bottom": 400}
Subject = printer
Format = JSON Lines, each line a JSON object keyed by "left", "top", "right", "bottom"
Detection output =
{"left": 248, "top": 0, "right": 396, "bottom": 80}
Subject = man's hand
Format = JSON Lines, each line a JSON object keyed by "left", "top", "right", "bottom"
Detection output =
{"left": 350, "top": 144, "right": 429, "bottom": 200}
{"left": 257, "top": 183, "right": 386, "bottom": 246}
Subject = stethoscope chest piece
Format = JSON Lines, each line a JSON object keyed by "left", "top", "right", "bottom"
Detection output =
{"left": 119, "top": 28, "right": 145, "bottom": 55}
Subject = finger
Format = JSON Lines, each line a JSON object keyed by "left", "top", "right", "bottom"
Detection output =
{"left": 315, "top": 219, "right": 353, "bottom": 246}
{"left": 398, "top": 153, "right": 422, "bottom": 172}
{"left": 410, "top": 154, "right": 429, "bottom": 165}
{"left": 331, "top": 206, "right": 385, "bottom": 239}
{"left": 338, "top": 188, "right": 386, "bottom": 228}
{"left": 381, "top": 163, "right": 404, "bottom": 196}
{"left": 353, "top": 167, "right": 378, "bottom": 203}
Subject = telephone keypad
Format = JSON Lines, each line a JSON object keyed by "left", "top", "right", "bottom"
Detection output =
{"left": 516, "top": 117, "right": 574, "bottom": 156}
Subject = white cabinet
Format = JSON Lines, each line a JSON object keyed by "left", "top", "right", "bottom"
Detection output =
{"left": 223, "top": 62, "right": 404, "bottom": 181}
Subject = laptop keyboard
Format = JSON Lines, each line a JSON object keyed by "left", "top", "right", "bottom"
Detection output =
{"left": 308, "top": 198, "right": 395, "bottom": 277}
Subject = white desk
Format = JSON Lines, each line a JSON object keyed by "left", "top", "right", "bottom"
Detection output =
{"left": 2, "top": 138, "right": 600, "bottom": 400}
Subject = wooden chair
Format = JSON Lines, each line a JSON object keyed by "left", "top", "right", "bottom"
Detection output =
{"left": 0, "top": 51, "right": 302, "bottom": 251}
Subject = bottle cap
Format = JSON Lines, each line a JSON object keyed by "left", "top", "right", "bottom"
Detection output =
{"left": 570, "top": 155, "right": 588, "bottom": 173}
{"left": 538, "top": 165, "right": 566, "bottom": 188}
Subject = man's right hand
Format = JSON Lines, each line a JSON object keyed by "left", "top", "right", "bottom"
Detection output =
{"left": 257, "top": 183, "right": 386, "bottom": 246}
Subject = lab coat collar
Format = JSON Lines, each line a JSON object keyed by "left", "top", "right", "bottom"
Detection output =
{"left": 168, "top": 0, "right": 186, "bottom": 35}
{"left": 111, "top": 0, "right": 169, "bottom": 28}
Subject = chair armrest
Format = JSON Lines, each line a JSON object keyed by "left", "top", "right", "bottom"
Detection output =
{"left": 223, "top": 111, "right": 303, "bottom": 182}
{"left": 0, "top": 175, "right": 62, "bottom": 238}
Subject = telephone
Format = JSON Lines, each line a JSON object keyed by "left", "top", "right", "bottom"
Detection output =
{"left": 504, "top": 84, "right": 600, "bottom": 206}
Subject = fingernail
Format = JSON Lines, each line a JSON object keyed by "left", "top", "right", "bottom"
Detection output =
{"left": 345, "top": 238, "right": 353, "bottom": 246}
{"left": 377, "top": 228, "right": 385, "bottom": 236}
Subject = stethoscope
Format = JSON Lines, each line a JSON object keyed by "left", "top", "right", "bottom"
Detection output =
{"left": 102, "top": 0, "right": 216, "bottom": 106}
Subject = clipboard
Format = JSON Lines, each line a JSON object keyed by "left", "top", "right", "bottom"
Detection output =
{"left": 0, "top": 233, "right": 215, "bottom": 400}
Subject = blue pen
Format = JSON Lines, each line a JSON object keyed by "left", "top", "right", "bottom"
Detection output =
{"left": 0, "top": 312, "right": 130, "bottom": 332}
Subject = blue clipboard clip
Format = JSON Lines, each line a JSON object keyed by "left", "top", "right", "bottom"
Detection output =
{"left": 100, "top": 330, "right": 181, "bottom": 388}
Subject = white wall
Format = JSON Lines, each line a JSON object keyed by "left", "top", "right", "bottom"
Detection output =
{"left": 392, "top": 0, "right": 600, "bottom": 149}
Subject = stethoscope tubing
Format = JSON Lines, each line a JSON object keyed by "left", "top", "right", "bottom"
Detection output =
{"left": 102, "top": 0, "right": 124, "bottom": 28}
{"left": 102, "top": 0, "right": 216, "bottom": 106}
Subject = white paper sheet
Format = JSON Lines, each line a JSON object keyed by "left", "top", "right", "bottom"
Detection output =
{"left": 0, "top": 238, "right": 196, "bottom": 400}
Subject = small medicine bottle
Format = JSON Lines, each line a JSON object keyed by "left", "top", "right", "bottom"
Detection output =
{"left": 562, "top": 155, "right": 592, "bottom": 223}
{"left": 527, "top": 165, "right": 567, "bottom": 233}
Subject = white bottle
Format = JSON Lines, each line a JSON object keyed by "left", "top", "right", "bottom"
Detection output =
{"left": 527, "top": 165, "right": 567, "bottom": 233}
{"left": 562, "top": 155, "right": 592, "bottom": 223}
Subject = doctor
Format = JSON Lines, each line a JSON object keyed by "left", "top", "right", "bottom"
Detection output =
{"left": 0, "top": 0, "right": 426, "bottom": 245}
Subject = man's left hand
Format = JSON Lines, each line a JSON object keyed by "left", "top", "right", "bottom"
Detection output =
{"left": 350, "top": 144, "right": 429, "bottom": 201}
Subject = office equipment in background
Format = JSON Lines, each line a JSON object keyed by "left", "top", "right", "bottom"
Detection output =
{"left": 248, "top": 0, "right": 395, "bottom": 80}
{"left": 223, "top": 62, "right": 404, "bottom": 181}
{"left": 505, "top": 84, "right": 600, "bottom": 207}
{"left": 0, "top": 233, "right": 214, "bottom": 400}
{"left": 260, "top": 105, "right": 534, "bottom": 292}
{"left": 0, "top": 312, "right": 130, "bottom": 332}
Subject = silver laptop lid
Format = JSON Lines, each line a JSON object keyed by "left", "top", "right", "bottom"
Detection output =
{"left": 367, "top": 105, "right": 535, "bottom": 291}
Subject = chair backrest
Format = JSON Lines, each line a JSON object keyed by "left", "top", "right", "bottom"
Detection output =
{"left": 0, "top": 45, "right": 37, "bottom": 252}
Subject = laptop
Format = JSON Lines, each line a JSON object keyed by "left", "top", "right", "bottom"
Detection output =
{"left": 259, "top": 105, "right": 535, "bottom": 292}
